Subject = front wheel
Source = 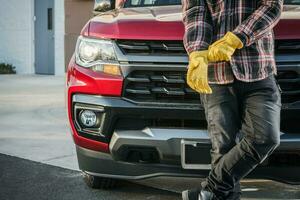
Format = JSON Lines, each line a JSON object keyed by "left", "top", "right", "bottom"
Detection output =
{"left": 82, "top": 172, "right": 118, "bottom": 189}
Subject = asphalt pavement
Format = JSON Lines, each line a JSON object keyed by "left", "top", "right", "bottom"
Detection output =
{"left": 0, "top": 75, "right": 300, "bottom": 200}
{"left": 0, "top": 154, "right": 179, "bottom": 200}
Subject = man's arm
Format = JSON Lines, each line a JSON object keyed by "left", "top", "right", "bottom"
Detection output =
{"left": 181, "top": 0, "right": 213, "bottom": 54}
{"left": 233, "top": 0, "right": 284, "bottom": 47}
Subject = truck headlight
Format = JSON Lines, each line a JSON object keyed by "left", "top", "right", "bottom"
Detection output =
{"left": 75, "top": 36, "right": 121, "bottom": 76}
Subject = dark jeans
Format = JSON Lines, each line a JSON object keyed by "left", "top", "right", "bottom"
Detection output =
{"left": 200, "top": 75, "right": 282, "bottom": 200}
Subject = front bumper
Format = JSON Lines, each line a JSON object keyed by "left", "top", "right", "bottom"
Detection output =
{"left": 73, "top": 94, "right": 300, "bottom": 184}
{"left": 77, "top": 145, "right": 209, "bottom": 180}
{"left": 78, "top": 143, "right": 300, "bottom": 184}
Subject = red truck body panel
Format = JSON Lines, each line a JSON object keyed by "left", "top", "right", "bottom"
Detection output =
{"left": 84, "top": 5, "right": 300, "bottom": 41}
{"left": 274, "top": 19, "right": 300, "bottom": 40}
{"left": 67, "top": 56, "right": 123, "bottom": 152}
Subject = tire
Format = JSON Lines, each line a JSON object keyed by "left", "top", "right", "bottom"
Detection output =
{"left": 82, "top": 172, "right": 118, "bottom": 189}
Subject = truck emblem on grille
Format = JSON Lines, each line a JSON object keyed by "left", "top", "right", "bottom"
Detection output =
{"left": 162, "top": 44, "right": 169, "bottom": 51}
{"left": 162, "top": 75, "right": 168, "bottom": 82}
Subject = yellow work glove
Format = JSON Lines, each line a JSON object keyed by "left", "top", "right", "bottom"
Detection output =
{"left": 208, "top": 32, "right": 244, "bottom": 62}
{"left": 187, "top": 50, "right": 212, "bottom": 94}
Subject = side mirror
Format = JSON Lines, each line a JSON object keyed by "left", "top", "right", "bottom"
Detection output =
{"left": 94, "top": 0, "right": 113, "bottom": 13}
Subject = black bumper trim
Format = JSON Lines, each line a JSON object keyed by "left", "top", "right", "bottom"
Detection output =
{"left": 77, "top": 145, "right": 300, "bottom": 184}
{"left": 72, "top": 94, "right": 207, "bottom": 143}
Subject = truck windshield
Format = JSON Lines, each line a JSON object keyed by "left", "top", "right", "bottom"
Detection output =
{"left": 285, "top": 0, "right": 300, "bottom": 4}
{"left": 124, "top": 0, "right": 181, "bottom": 8}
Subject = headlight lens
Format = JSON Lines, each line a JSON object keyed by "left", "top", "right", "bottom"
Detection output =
{"left": 75, "top": 36, "right": 121, "bottom": 76}
{"left": 78, "top": 42, "right": 99, "bottom": 62}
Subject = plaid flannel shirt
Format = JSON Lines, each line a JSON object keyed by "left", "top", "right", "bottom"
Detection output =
{"left": 182, "top": 0, "right": 284, "bottom": 84}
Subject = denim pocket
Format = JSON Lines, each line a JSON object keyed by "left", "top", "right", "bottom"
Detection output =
{"left": 274, "top": 76, "right": 283, "bottom": 95}
{"left": 273, "top": 77, "right": 282, "bottom": 108}
{"left": 262, "top": 75, "right": 282, "bottom": 107}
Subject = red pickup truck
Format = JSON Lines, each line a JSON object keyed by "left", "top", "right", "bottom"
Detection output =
{"left": 67, "top": 0, "right": 300, "bottom": 189}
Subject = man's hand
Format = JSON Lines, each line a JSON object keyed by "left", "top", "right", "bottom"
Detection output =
{"left": 187, "top": 51, "right": 212, "bottom": 94}
{"left": 208, "top": 32, "right": 244, "bottom": 62}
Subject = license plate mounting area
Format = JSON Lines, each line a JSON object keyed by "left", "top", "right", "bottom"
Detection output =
{"left": 181, "top": 139, "right": 212, "bottom": 170}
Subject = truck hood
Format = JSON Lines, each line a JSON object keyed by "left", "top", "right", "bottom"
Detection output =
{"left": 275, "top": 5, "right": 300, "bottom": 39}
{"left": 84, "top": 5, "right": 300, "bottom": 40}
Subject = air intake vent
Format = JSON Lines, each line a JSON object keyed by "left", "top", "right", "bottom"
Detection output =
{"left": 275, "top": 40, "right": 300, "bottom": 54}
{"left": 117, "top": 40, "right": 186, "bottom": 55}
{"left": 276, "top": 69, "right": 300, "bottom": 104}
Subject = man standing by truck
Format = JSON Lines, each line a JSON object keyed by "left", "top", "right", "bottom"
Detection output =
{"left": 181, "top": 0, "right": 284, "bottom": 199}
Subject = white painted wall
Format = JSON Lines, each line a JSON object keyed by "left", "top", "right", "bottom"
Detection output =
{"left": 0, "top": 0, "right": 65, "bottom": 75}
{"left": 54, "top": 0, "right": 65, "bottom": 76}
{"left": 0, "top": 0, "right": 35, "bottom": 74}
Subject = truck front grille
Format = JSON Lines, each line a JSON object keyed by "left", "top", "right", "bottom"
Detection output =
{"left": 123, "top": 67, "right": 300, "bottom": 105}
{"left": 117, "top": 40, "right": 186, "bottom": 55}
{"left": 276, "top": 67, "right": 300, "bottom": 104}
{"left": 122, "top": 70, "right": 200, "bottom": 105}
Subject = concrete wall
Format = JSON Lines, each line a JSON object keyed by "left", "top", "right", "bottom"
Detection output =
{"left": 0, "top": 0, "right": 35, "bottom": 74}
{"left": 65, "top": 0, "right": 94, "bottom": 66}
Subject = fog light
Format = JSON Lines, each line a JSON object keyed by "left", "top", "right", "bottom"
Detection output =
{"left": 80, "top": 110, "right": 97, "bottom": 127}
